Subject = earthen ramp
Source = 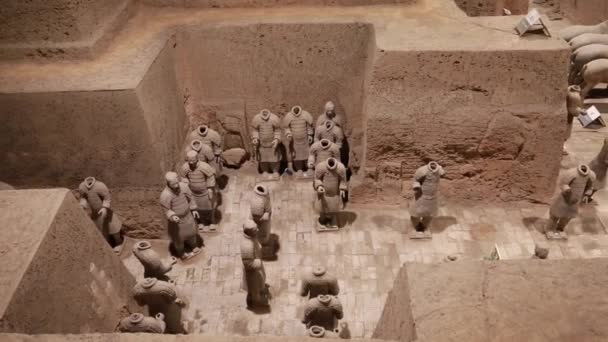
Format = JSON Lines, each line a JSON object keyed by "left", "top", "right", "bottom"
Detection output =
{"left": 375, "top": 259, "right": 608, "bottom": 341}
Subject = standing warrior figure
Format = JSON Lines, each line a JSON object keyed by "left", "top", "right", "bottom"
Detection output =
{"left": 240, "top": 220, "right": 270, "bottom": 308}
{"left": 546, "top": 164, "right": 595, "bottom": 240}
{"left": 588, "top": 138, "right": 608, "bottom": 203}
{"left": 252, "top": 109, "right": 282, "bottom": 176}
{"left": 187, "top": 139, "right": 219, "bottom": 173}
{"left": 308, "top": 139, "right": 340, "bottom": 170}
{"left": 118, "top": 313, "right": 166, "bottom": 334}
{"left": 300, "top": 266, "right": 340, "bottom": 299}
{"left": 132, "top": 278, "right": 186, "bottom": 334}
{"left": 564, "top": 85, "right": 587, "bottom": 153}
{"left": 315, "top": 120, "right": 344, "bottom": 149}
{"left": 283, "top": 105, "right": 314, "bottom": 175}
{"left": 316, "top": 101, "right": 345, "bottom": 128}
{"left": 249, "top": 184, "right": 275, "bottom": 259}
{"left": 160, "top": 172, "right": 202, "bottom": 259}
{"left": 78, "top": 177, "right": 123, "bottom": 250}
{"left": 409, "top": 161, "right": 445, "bottom": 238}
{"left": 302, "top": 294, "right": 344, "bottom": 331}
{"left": 188, "top": 124, "right": 223, "bottom": 172}
{"left": 314, "top": 158, "right": 348, "bottom": 229}
{"left": 180, "top": 151, "right": 217, "bottom": 231}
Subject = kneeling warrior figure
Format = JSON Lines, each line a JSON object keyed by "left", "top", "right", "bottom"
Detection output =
{"left": 252, "top": 109, "right": 282, "bottom": 177}
{"left": 546, "top": 164, "right": 595, "bottom": 240}
{"left": 283, "top": 105, "right": 314, "bottom": 176}
{"left": 180, "top": 150, "right": 217, "bottom": 231}
{"left": 409, "top": 161, "right": 445, "bottom": 238}
{"left": 78, "top": 177, "right": 123, "bottom": 251}
{"left": 160, "top": 172, "right": 202, "bottom": 259}
{"left": 314, "top": 158, "right": 348, "bottom": 230}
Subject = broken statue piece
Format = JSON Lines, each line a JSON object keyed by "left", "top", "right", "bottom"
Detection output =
{"left": 588, "top": 137, "right": 608, "bottom": 202}
{"left": 300, "top": 266, "right": 340, "bottom": 299}
{"left": 314, "top": 158, "right": 348, "bottom": 230}
{"left": 316, "top": 101, "right": 345, "bottom": 128}
{"left": 159, "top": 172, "right": 202, "bottom": 260}
{"left": 240, "top": 220, "right": 270, "bottom": 308}
{"left": 308, "top": 139, "right": 340, "bottom": 170}
{"left": 118, "top": 312, "right": 166, "bottom": 334}
{"left": 251, "top": 109, "right": 282, "bottom": 175}
{"left": 180, "top": 151, "right": 217, "bottom": 232}
{"left": 284, "top": 105, "right": 314, "bottom": 173}
{"left": 546, "top": 164, "right": 595, "bottom": 240}
{"left": 78, "top": 177, "right": 123, "bottom": 249}
{"left": 303, "top": 294, "right": 344, "bottom": 331}
{"left": 132, "top": 240, "right": 177, "bottom": 280}
{"left": 132, "top": 278, "right": 186, "bottom": 334}
{"left": 308, "top": 325, "right": 338, "bottom": 339}
{"left": 409, "top": 161, "right": 445, "bottom": 238}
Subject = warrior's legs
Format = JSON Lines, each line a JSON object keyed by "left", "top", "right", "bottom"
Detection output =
{"left": 556, "top": 217, "right": 572, "bottom": 232}
{"left": 410, "top": 216, "right": 422, "bottom": 231}
{"left": 173, "top": 237, "right": 185, "bottom": 258}
{"left": 545, "top": 214, "right": 559, "bottom": 233}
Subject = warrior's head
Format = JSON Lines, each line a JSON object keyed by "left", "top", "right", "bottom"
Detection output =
{"left": 165, "top": 171, "right": 180, "bottom": 191}
{"left": 186, "top": 150, "right": 199, "bottom": 167}
{"left": 324, "top": 101, "right": 335, "bottom": 117}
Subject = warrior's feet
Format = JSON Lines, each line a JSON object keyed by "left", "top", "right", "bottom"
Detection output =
{"left": 198, "top": 223, "right": 205, "bottom": 231}
{"left": 208, "top": 224, "right": 218, "bottom": 231}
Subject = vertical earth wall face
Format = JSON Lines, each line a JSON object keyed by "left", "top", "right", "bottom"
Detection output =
{"left": 362, "top": 48, "right": 570, "bottom": 202}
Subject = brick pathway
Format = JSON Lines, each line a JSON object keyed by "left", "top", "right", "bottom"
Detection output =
{"left": 120, "top": 118, "right": 608, "bottom": 338}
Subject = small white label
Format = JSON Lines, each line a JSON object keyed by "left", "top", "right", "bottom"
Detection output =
{"left": 525, "top": 8, "right": 541, "bottom": 26}
{"left": 579, "top": 105, "right": 601, "bottom": 127}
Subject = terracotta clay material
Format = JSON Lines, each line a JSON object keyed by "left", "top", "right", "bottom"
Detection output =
{"left": 251, "top": 109, "right": 282, "bottom": 175}
{"left": 187, "top": 139, "right": 220, "bottom": 173}
{"left": 240, "top": 220, "right": 269, "bottom": 308}
{"left": 569, "top": 33, "right": 608, "bottom": 51}
{"left": 77, "top": 177, "right": 123, "bottom": 249}
{"left": 565, "top": 85, "right": 586, "bottom": 140}
{"left": 249, "top": 184, "right": 272, "bottom": 247}
{"left": 283, "top": 105, "right": 314, "bottom": 173}
{"left": 314, "top": 158, "right": 348, "bottom": 229}
{"left": 308, "top": 139, "right": 341, "bottom": 170}
{"left": 132, "top": 277, "right": 186, "bottom": 334}
{"left": 300, "top": 266, "right": 340, "bottom": 299}
{"left": 315, "top": 120, "right": 345, "bottom": 149}
{"left": 580, "top": 59, "right": 608, "bottom": 98}
{"left": 316, "top": 101, "right": 345, "bottom": 128}
{"left": 546, "top": 164, "right": 595, "bottom": 239}
{"left": 159, "top": 172, "right": 202, "bottom": 259}
{"left": 560, "top": 21, "right": 608, "bottom": 42}
{"left": 588, "top": 138, "right": 608, "bottom": 201}
{"left": 302, "top": 295, "right": 344, "bottom": 331}
{"left": 180, "top": 151, "right": 217, "bottom": 231}
{"left": 409, "top": 162, "right": 445, "bottom": 235}
{"left": 117, "top": 312, "right": 166, "bottom": 334}
{"left": 132, "top": 240, "right": 177, "bottom": 280}
{"left": 570, "top": 44, "right": 608, "bottom": 84}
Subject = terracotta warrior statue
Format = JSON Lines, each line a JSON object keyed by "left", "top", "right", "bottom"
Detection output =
{"left": 308, "top": 139, "right": 340, "bottom": 170}
{"left": 316, "top": 101, "right": 345, "bottom": 128}
{"left": 249, "top": 184, "right": 276, "bottom": 259}
{"left": 587, "top": 138, "right": 608, "bottom": 203}
{"left": 300, "top": 266, "right": 340, "bottom": 299}
{"left": 314, "top": 158, "right": 348, "bottom": 229}
{"left": 315, "top": 120, "right": 344, "bottom": 149}
{"left": 188, "top": 125, "right": 223, "bottom": 171}
{"left": 240, "top": 220, "right": 270, "bottom": 308}
{"left": 546, "top": 164, "right": 595, "bottom": 239}
{"left": 302, "top": 294, "right": 344, "bottom": 331}
{"left": 159, "top": 172, "right": 202, "bottom": 259}
{"left": 252, "top": 109, "right": 282, "bottom": 176}
{"left": 283, "top": 105, "right": 314, "bottom": 175}
{"left": 410, "top": 161, "right": 445, "bottom": 236}
{"left": 132, "top": 240, "right": 177, "bottom": 280}
{"left": 180, "top": 151, "right": 217, "bottom": 231}
{"left": 133, "top": 277, "right": 186, "bottom": 334}
{"left": 565, "top": 85, "right": 587, "bottom": 151}
{"left": 187, "top": 139, "right": 220, "bottom": 174}
{"left": 118, "top": 313, "right": 166, "bottom": 334}
{"left": 78, "top": 177, "right": 123, "bottom": 250}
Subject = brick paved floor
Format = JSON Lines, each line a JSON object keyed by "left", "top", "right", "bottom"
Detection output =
{"left": 120, "top": 118, "right": 608, "bottom": 338}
